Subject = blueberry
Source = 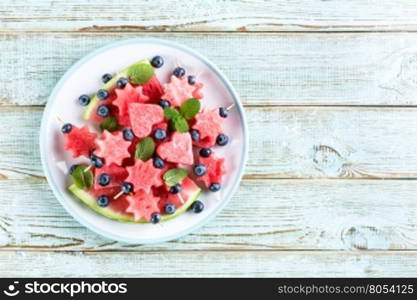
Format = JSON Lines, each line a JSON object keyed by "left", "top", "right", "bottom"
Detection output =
{"left": 102, "top": 73, "right": 113, "bottom": 83}
{"left": 97, "top": 195, "right": 109, "bottom": 207}
{"left": 117, "top": 77, "right": 128, "bottom": 88}
{"left": 153, "top": 128, "right": 167, "bottom": 141}
{"left": 173, "top": 67, "right": 186, "bottom": 78}
{"left": 153, "top": 156, "right": 165, "bottom": 169}
{"left": 191, "top": 200, "right": 204, "bottom": 213}
{"left": 90, "top": 154, "right": 103, "bottom": 168}
{"left": 169, "top": 184, "right": 182, "bottom": 194}
{"left": 97, "top": 105, "right": 110, "bottom": 117}
{"left": 151, "top": 56, "right": 164, "bottom": 68}
{"left": 98, "top": 173, "right": 111, "bottom": 187}
{"left": 150, "top": 213, "right": 161, "bottom": 224}
{"left": 219, "top": 107, "right": 229, "bottom": 118}
{"left": 199, "top": 148, "right": 212, "bottom": 157}
{"left": 61, "top": 123, "right": 72, "bottom": 134}
{"left": 216, "top": 133, "right": 229, "bottom": 146}
{"left": 194, "top": 164, "right": 207, "bottom": 177}
{"left": 158, "top": 99, "right": 171, "bottom": 109}
{"left": 188, "top": 75, "right": 196, "bottom": 85}
{"left": 78, "top": 94, "right": 90, "bottom": 106}
{"left": 165, "top": 203, "right": 176, "bottom": 215}
{"left": 122, "top": 128, "right": 135, "bottom": 141}
{"left": 209, "top": 183, "right": 221, "bottom": 192}
{"left": 121, "top": 182, "right": 133, "bottom": 194}
{"left": 190, "top": 129, "right": 200, "bottom": 142}
{"left": 97, "top": 89, "right": 109, "bottom": 100}
{"left": 68, "top": 164, "right": 78, "bottom": 174}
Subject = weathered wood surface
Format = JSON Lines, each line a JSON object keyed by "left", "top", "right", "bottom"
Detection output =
{"left": 3, "top": 106, "right": 417, "bottom": 180}
{"left": 1, "top": 251, "right": 417, "bottom": 277}
{"left": 2, "top": 0, "right": 417, "bottom": 32}
{"left": 1, "top": 178, "right": 417, "bottom": 251}
{"left": 3, "top": 32, "right": 417, "bottom": 106}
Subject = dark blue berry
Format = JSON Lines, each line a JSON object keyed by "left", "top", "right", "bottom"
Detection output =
{"left": 194, "top": 164, "right": 207, "bottom": 177}
{"left": 121, "top": 182, "right": 133, "bottom": 194}
{"left": 102, "top": 73, "right": 113, "bottom": 83}
{"left": 90, "top": 154, "right": 103, "bottom": 168}
{"left": 78, "top": 94, "right": 90, "bottom": 106}
{"left": 97, "top": 195, "right": 109, "bottom": 207}
{"left": 150, "top": 213, "right": 161, "bottom": 224}
{"left": 98, "top": 173, "right": 111, "bottom": 186}
{"left": 69, "top": 164, "right": 78, "bottom": 174}
{"left": 219, "top": 107, "right": 229, "bottom": 118}
{"left": 158, "top": 99, "right": 171, "bottom": 109}
{"left": 61, "top": 123, "right": 72, "bottom": 134}
{"left": 165, "top": 203, "right": 176, "bottom": 215}
{"left": 117, "top": 77, "right": 128, "bottom": 88}
{"left": 209, "top": 183, "right": 221, "bottom": 192}
{"left": 151, "top": 56, "right": 164, "bottom": 68}
{"left": 173, "top": 67, "right": 186, "bottom": 78}
{"left": 153, "top": 156, "right": 165, "bottom": 169}
{"left": 199, "top": 148, "right": 212, "bottom": 157}
{"left": 97, "top": 89, "right": 109, "bottom": 100}
{"left": 153, "top": 128, "right": 167, "bottom": 141}
{"left": 169, "top": 184, "right": 182, "bottom": 194}
{"left": 97, "top": 105, "right": 110, "bottom": 117}
{"left": 216, "top": 134, "right": 229, "bottom": 146}
{"left": 190, "top": 129, "right": 200, "bottom": 142}
{"left": 122, "top": 128, "right": 135, "bottom": 141}
{"left": 188, "top": 75, "right": 196, "bottom": 85}
{"left": 191, "top": 200, "right": 204, "bottom": 213}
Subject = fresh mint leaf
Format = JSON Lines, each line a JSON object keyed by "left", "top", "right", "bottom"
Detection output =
{"left": 127, "top": 60, "right": 154, "bottom": 84}
{"left": 164, "top": 107, "right": 181, "bottom": 120}
{"left": 163, "top": 168, "right": 189, "bottom": 187}
{"left": 99, "top": 116, "right": 119, "bottom": 132}
{"left": 180, "top": 98, "right": 200, "bottom": 120}
{"left": 135, "top": 137, "right": 155, "bottom": 161}
{"left": 71, "top": 165, "right": 93, "bottom": 189}
{"left": 172, "top": 115, "right": 189, "bottom": 132}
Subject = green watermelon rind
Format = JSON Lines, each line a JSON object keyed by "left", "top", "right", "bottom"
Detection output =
{"left": 68, "top": 183, "right": 201, "bottom": 223}
{"left": 82, "top": 60, "right": 152, "bottom": 121}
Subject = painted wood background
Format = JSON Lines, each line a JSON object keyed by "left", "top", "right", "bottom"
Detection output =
{"left": 1, "top": 0, "right": 417, "bottom": 277}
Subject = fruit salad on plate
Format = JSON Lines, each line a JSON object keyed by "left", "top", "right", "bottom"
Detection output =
{"left": 60, "top": 56, "right": 231, "bottom": 224}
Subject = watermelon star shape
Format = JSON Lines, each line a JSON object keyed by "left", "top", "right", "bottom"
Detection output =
{"left": 95, "top": 130, "right": 131, "bottom": 166}
{"left": 198, "top": 154, "right": 226, "bottom": 188}
{"left": 192, "top": 109, "right": 225, "bottom": 148}
{"left": 64, "top": 125, "right": 97, "bottom": 158}
{"left": 125, "top": 159, "right": 164, "bottom": 193}
{"left": 126, "top": 190, "right": 160, "bottom": 222}
{"left": 113, "top": 83, "right": 149, "bottom": 117}
{"left": 161, "top": 75, "right": 203, "bottom": 107}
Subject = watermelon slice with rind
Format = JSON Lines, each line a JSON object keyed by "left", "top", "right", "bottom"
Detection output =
{"left": 95, "top": 130, "right": 131, "bottom": 166}
{"left": 128, "top": 103, "right": 164, "bottom": 138}
{"left": 162, "top": 75, "right": 203, "bottom": 107}
{"left": 93, "top": 163, "right": 128, "bottom": 190}
{"left": 198, "top": 154, "right": 226, "bottom": 188}
{"left": 64, "top": 125, "right": 97, "bottom": 158}
{"left": 126, "top": 190, "right": 160, "bottom": 221}
{"left": 192, "top": 109, "right": 224, "bottom": 148}
{"left": 142, "top": 75, "right": 163, "bottom": 102}
{"left": 157, "top": 177, "right": 199, "bottom": 211}
{"left": 125, "top": 159, "right": 164, "bottom": 193}
{"left": 157, "top": 132, "right": 194, "bottom": 165}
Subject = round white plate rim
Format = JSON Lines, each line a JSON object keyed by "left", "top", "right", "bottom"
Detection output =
{"left": 39, "top": 37, "right": 249, "bottom": 244}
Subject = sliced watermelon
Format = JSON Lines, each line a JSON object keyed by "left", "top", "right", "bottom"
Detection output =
{"left": 95, "top": 130, "right": 131, "bottom": 166}
{"left": 126, "top": 190, "right": 160, "bottom": 221}
{"left": 125, "top": 159, "right": 164, "bottom": 193}
{"left": 142, "top": 75, "right": 163, "bottom": 102}
{"left": 64, "top": 125, "right": 97, "bottom": 158}
{"left": 198, "top": 154, "right": 226, "bottom": 188}
{"left": 157, "top": 132, "right": 194, "bottom": 165}
{"left": 157, "top": 177, "right": 199, "bottom": 211}
{"left": 192, "top": 109, "right": 224, "bottom": 148}
{"left": 162, "top": 75, "right": 203, "bottom": 107}
{"left": 93, "top": 163, "right": 128, "bottom": 190}
{"left": 128, "top": 103, "right": 164, "bottom": 138}
{"left": 113, "top": 83, "right": 149, "bottom": 124}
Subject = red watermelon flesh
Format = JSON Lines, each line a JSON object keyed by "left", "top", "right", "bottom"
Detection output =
{"left": 90, "top": 93, "right": 117, "bottom": 123}
{"left": 90, "top": 187, "right": 131, "bottom": 213}
{"left": 93, "top": 163, "right": 128, "bottom": 190}
{"left": 142, "top": 75, "right": 163, "bottom": 102}
{"left": 157, "top": 132, "right": 194, "bottom": 165}
{"left": 157, "top": 177, "right": 198, "bottom": 211}
{"left": 113, "top": 83, "right": 149, "bottom": 125}
{"left": 64, "top": 125, "right": 97, "bottom": 158}
{"left": 125, "top": 159, "right": 164, "bottom": 193}
{"left": 95, "top": 130, "right": 131, "bottom": 166}
{"left": 126, "top": 190, "right": 160, "bottom": 221}
{"left": 198, "top": 154, "right": 226, "bottom": 188}
{"left": 192, "top": 82, "right": 204, "bottom": 99}
{"left": 162, "top": 75, "right": 203, "bottom": 107}
{"left": 192, "top": 109, "right": 224, "bottom": 148}
{"left": 128, "top": 103, "right": 164, "bottom": 138}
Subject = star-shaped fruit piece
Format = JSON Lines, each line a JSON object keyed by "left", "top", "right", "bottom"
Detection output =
{"left": 198, "top": 154, "right": 226, "bottom": 188}
{"left": 64, "top": 125, "right": 97, "bottom": 158}
{"left": 125, "top": 159, "right": 164, "bottom": 193}
{"left": 126, "top": 190, "right": 160, "bottom": 221}
{"left": 95, "top": 130, "right": 131, "bottom": 166}
{"left": 128, "top": 103, "right": 164, "bottom": 138}
{"left": 161, "top": 75, "right": 203, "bottom": 107}
{"left": 113, "top": 83, "right": 149, "bottom": 116}
{"left": 192, "top": 109, "right": 225, "bottom": 148}
{"left": 157, "top": 132, "right": 194, "bottom": 165}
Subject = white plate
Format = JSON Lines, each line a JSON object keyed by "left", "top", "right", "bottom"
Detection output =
{"left": 40, "top": 38, "right": 248, "bottom": 244}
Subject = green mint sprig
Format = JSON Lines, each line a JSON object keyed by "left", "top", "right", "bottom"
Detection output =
{"left": 135, "top": 137, "right": 155, "bottom": 161}
{"left": 127, "top": 60, "right": 154, "bottom": 84}
{"left": 163, "top": 168, "right": 189, "bottom": 187}
{"left": 164, "top": 98, "right": 200, "bottom": 132}
{"left": 99, "top": 116, "right": 119, "bottom": 132}
{"left": 71, "top": 165, "right": 94, "bottom": 189}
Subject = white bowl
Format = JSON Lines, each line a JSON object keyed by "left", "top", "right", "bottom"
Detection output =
{"left": 40, "top": 38, "right": 248, "bottom": 243}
